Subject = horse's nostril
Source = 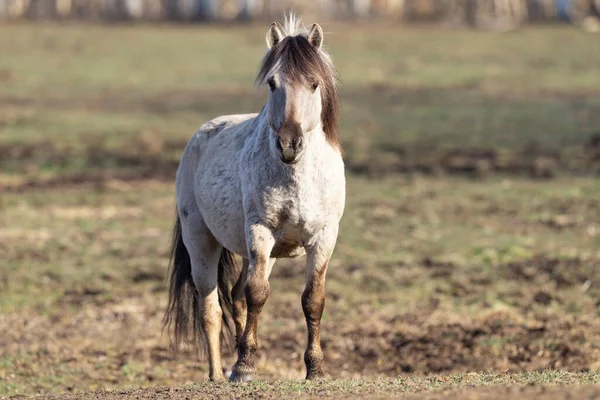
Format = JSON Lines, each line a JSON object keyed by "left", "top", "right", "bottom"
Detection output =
{"left": 276, "top": 137, "right": 283, "bottom": 151}
{"left": 292, "top": 136, "right": 303, "bottom": 151}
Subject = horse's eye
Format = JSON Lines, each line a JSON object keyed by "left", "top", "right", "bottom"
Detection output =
{"left": 311, "top": 82, "right": 319, "bottom": 91}
{"left": 267, "top": 79, "right": 276, "bottom": 91}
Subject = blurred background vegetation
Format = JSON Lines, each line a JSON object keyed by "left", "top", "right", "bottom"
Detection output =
{"left": 1, "top": 0, "right": 600, "bottom": 32}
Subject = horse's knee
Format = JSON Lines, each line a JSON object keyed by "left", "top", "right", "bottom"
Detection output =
{"left": 245, "top": 277, "right": 270, "bottom": 309}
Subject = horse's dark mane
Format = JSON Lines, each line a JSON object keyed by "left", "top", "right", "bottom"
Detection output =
{"left": 255, "top": 35, "right": 341, "bottom": 149}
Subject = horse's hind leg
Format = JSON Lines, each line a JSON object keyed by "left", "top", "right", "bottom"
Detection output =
{"left": 180, "top": 210, "right": 224, "bottom": 381}
{"left": 231, "top": 258, "right": 249, "bottom": 347}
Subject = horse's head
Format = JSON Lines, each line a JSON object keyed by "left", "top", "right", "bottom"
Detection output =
{"left": 256, "top": 16, "right": 340, "bottom": 164}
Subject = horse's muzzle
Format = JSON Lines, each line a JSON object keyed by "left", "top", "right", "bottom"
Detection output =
{"left": 276, "top": 136, "right": 303, "bottom": 164}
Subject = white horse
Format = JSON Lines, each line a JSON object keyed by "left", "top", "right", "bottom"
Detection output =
{"left": 163, "top": 14, "right": 345, "bottom": 382}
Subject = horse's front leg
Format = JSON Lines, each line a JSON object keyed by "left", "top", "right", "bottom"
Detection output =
{"left": 303, "top": 224, "right": 338, "bottom": 380}
{"left": 229, "top": 223, "right": 275, "bottom": 382}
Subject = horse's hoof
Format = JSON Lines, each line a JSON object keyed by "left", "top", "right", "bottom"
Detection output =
{"left": 306, "top": 370, "right": 329, "bottom": 381}
{"left": 229, "top": 371, "right": 253, "bottom": 382}
{"left": 209, "top": 372, "right": 227, "bottom": 382}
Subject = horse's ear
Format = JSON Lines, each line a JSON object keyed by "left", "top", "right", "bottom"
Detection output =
{"left": 266, "top": 22, "right": 284, "bottom": 50}
{"left": 307, "top": 23, "right": 323, "bottom": 49}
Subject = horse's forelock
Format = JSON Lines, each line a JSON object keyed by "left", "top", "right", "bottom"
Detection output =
{"left": 282, "top": 12, "right": 307, "bottom": 37}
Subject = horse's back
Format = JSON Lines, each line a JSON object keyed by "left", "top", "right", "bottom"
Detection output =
{"left": 178, "top": 113, "right": 258, "bottom": 176}
{"left": 195, "top": 113, "right": 258, "bottom": 144}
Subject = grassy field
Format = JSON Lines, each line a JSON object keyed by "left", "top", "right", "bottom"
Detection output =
{"left": 1, "top": 20, "right": 600, "bottom": 399}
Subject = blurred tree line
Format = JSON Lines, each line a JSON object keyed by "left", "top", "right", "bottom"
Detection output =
{"left": 0, "top": 0, "right": 598, "bottom": 31}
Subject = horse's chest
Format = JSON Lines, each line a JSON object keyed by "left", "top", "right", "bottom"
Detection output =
{"left": 264, "top": 190, "right": 328, "bottom": 258}
{"left": 269, "top": 217, "right": 313, "bottom": 259}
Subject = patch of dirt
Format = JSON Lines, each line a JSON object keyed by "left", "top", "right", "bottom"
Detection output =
{"left": 322, "top": 311, "right": 597, "bottom": 377}
{"left": 502, "top": 256, "right": 599, "bottom": 290}
{"left": 345, "top": 144, "right": 585, "bottom": 179}
{"left": 0, "top": 138, "right": 184, "bottom": 192}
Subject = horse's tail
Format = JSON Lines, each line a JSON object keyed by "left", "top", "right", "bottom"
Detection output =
{"left": 162, "top": 211, "right": 237, "bottom": 352}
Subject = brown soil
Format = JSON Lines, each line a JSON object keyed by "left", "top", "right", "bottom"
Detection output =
{"left": 3, "top": 256, "right": 600, "bottom": 396}
{"left": 404, "top": 385, "right": 600, "bottom": 400}
{"left": 0, "top": 139, "right": 181, "bottom": 192}
{"left": 341, "top": 312, "right": 597, "bottom": 375}
{"left": 28, "top": 383, "right": 600, "bottom": 400}
{"left": 345, "top": 138, "right": 600, "bottom": 179}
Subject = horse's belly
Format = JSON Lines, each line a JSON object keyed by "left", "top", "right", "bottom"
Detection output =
{"left": 195, "top": 172, "right": 248, "bottom": 257}
{"left": 204, "top": 208, "right": 248, "bottom": 257}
